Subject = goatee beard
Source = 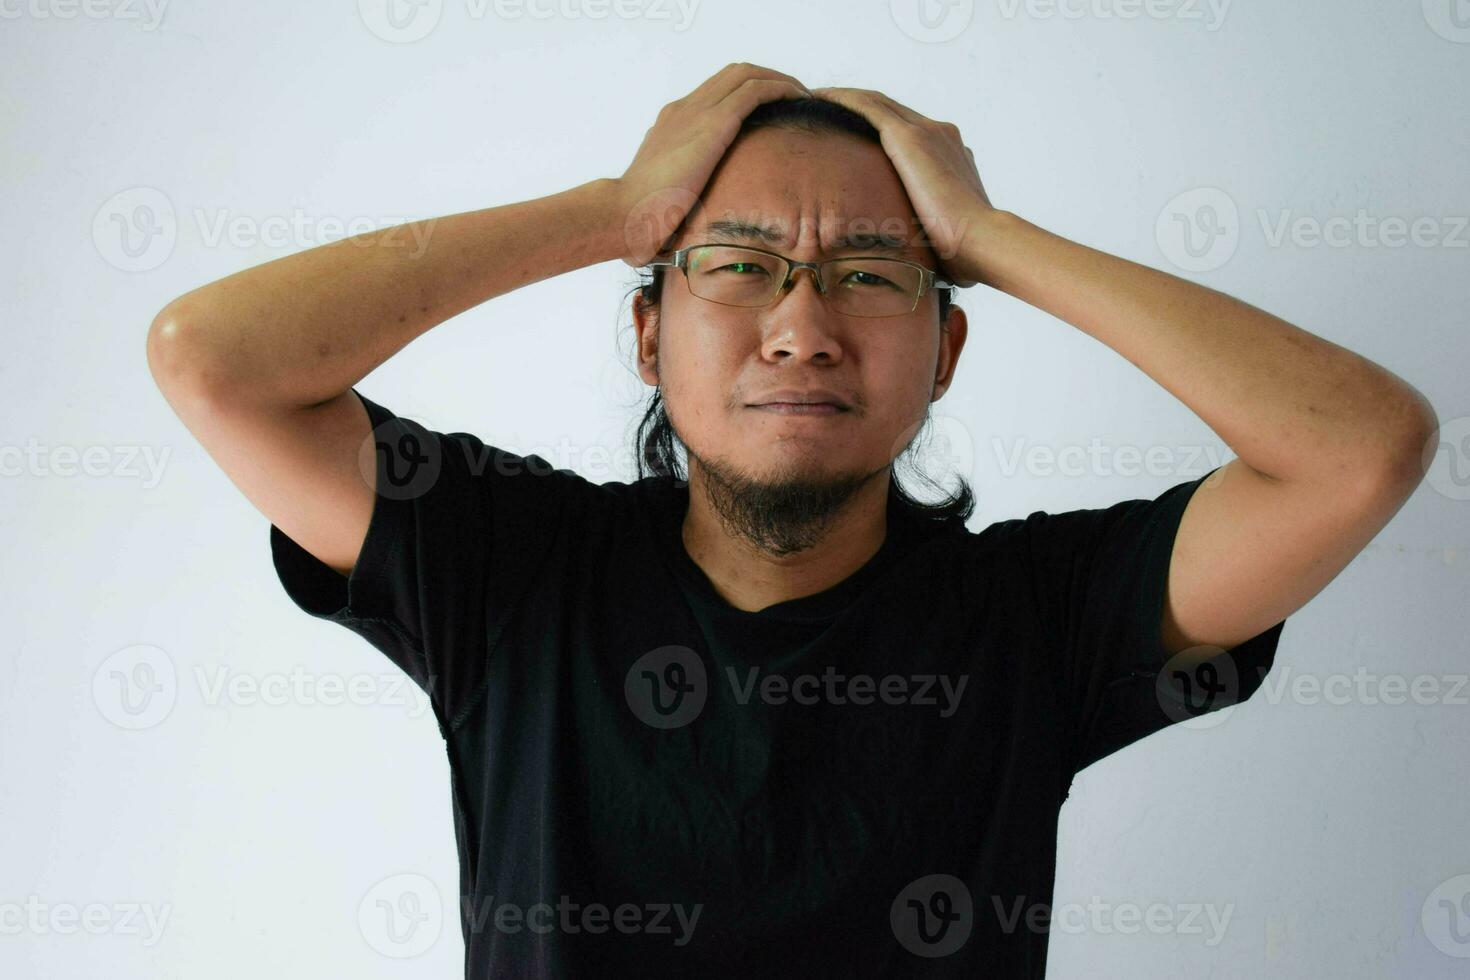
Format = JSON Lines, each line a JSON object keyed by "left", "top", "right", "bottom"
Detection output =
{"left": 685, "top": 444, "right": 888, "bottom": 559}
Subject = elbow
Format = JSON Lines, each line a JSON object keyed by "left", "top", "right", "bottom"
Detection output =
{"left": 1398, "top": 387, "right": 1439, "bottom": 481}
{"left": 146, "top": 297, "right": 224, "bottom": 398}
{"left": 145, "top": 301, "right": 182, "bottom": 381}
{"left": 1370, "top": 387, "right": 1441, "bottom": 493}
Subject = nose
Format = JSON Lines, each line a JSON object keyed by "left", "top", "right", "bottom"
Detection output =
{"left": 759, "top": 265, "right": 844, "bottom": 363}
{"left": 783, "top": 264, "right": 825, "bottom": 297}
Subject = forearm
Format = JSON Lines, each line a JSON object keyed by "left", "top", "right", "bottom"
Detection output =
{"left": 147, "top": 177, "right": 627, "bottom": 409}
{"left": 964, "top": 209, "right": 1437, "bottom": 489}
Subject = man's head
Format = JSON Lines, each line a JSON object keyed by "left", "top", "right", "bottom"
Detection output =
{"left": 628, "top": 96, "right": 974, "bottom": 554}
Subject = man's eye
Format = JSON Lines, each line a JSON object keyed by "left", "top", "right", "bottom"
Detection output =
{"left": 713, "top": 263, "right": 768, "bottom": 275}
{"left": 844, "top": 271, "right": 900, "bottom": 289}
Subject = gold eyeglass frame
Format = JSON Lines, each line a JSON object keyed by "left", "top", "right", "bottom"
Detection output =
{"left": 645, "top": 243, "right": 957, "bottom": 318}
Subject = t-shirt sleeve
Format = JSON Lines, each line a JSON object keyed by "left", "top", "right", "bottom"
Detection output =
{"left": 1018, "top": 465, "right": 1286, "bottom": 776}
{"left": 267, "top": 387, "right": 572, "bottom": 734}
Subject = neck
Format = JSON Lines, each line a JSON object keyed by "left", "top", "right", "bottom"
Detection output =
{"left": 679, "top": 465, "right": 892, "bottom": 613}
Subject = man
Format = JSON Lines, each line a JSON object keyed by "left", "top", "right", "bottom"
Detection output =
{"left": 146, "top": 63, "right": 1437, "bottom": 978}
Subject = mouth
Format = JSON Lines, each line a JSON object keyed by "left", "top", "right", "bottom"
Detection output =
{"left": 747, "top": 403, "right": 849, "bottom": 416}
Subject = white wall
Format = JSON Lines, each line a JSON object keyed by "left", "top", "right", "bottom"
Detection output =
{"left": 2, "top": 1, "right": 1467, "bottom": 976}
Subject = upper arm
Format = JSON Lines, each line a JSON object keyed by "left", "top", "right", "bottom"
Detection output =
{"left": 148, "top": 307, "right": 596, "bottom": 730}
{"left": 147, "top": 313, "right": 375, "bottom": 578}
{"left": 1162, "top": 455, "right": 1426, "bottom": 662}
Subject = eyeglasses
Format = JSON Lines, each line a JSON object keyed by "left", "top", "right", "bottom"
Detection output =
{"left": 645, "top": 243, "right": 956, "bottom": 318}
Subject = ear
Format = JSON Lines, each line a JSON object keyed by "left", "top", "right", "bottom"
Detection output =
{"left": 633, "top": 291, "right": 661, "bottom": 387}
{"left": 930, "top": 303, "right": 968, "bottom": 401}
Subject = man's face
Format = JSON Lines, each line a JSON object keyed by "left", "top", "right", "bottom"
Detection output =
{"left": 634, "top": 126, "right": 967, "bottom": 553}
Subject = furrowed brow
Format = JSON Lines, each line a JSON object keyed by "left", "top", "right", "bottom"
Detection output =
{"left": 699, "top": 219, "right": 916, "bottom": 259}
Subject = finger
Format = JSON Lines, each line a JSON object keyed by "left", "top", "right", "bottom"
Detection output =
{"left": 692, "top": 62, "right": 810, "bottom": 108}
{"left": 718, "top": 77, "right": 815, "bottom": 116}
{"left": 809, "top": 87, "right": 903, "bottom": 133}
{"left": 813, "top": 86, "right": 927, "bottom": 128}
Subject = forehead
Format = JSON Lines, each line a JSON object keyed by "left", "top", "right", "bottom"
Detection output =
{"left": 688, "top": 128, "right": 930, "bottom": 261}
{"left": 698, "top": 217, "right": 918, "bottom": 259}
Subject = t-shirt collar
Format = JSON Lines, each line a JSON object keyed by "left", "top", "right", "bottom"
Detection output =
{"left": 646, "top": 477, "right": 923, "bottom": 623}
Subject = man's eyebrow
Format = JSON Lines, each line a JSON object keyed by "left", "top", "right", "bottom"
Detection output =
{"left": 698, "top": 219, "right": 916, "bottom": 258}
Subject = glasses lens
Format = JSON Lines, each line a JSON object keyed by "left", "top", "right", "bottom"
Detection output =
{"left": 826, "top": 257, "right": 924, "bottom": 317}
{"left": 684, "top": 246, "right": 923, "bottom": 317}
{"left": 686, "top": 245, "right": 783, "bottom": 307}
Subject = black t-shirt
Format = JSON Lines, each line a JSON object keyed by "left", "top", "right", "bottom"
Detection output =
{"left": 269, "top": 389, "right": 1285, "bottom": 978}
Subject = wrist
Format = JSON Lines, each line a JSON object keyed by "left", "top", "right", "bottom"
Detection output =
{"left": 565, "top": 176, "right": 631, "bottom": 267}
{"left": 958, "top": 207, "right": 1023, "bottom": 290}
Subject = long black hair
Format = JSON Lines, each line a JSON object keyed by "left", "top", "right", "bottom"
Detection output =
{"left": 620, "top": 95, "right": 974, "bottom": 528}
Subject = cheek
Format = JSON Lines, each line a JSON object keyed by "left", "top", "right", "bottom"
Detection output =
{"left": 860, "top": 352, "right": 937, "bottom": 452}
{"left": 663, "top": 344, "right": 740, "bottom": 436}
{"left": 865, "top": 340, "right": 934, "bottom": 404}
{"left": 675, "top": 328, "right": 745, "bottom": 406}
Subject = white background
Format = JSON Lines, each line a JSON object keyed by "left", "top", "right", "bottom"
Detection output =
{"left": 3, "top": 0, "right": 1468, "bottom": 976}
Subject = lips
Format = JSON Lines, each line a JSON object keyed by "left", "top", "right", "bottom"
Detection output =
{"left": 749, "top": 403, "right": 846, "bottom": 416}
{"left": 747, "top": 387, "right": 852, "bottom": 410}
